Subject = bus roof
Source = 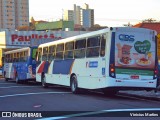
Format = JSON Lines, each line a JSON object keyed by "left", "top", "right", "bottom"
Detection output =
{"left": 4, "top": 47, "right": 31, "bottom": 54}
{"left": 39, "top": 28, "right": 110, "bottom": 48}
{"left": 38, "top": 27, "right": 156, "bottom": 48}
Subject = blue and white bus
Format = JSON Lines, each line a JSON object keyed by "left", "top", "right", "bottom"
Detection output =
{"left": 3, "top": 47, "right": 37, "bottom": 83}
{"left": 36, "top": 27, "right": 158, "bottom": 95}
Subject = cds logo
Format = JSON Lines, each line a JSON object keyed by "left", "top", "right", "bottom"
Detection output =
{"left": 119, "top": 34, "right": 135, "bottom": 42}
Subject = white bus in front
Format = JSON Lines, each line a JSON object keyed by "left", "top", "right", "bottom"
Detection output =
{"left": 36, "top": 27, "right": 158, "bottom": 95}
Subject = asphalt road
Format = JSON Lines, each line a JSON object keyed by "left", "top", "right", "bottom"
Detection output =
{"left": 0, "top": 78, "right": 160, "bottom": 120}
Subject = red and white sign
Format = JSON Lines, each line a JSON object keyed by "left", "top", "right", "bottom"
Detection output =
{"left": 2, "top": 30, "right": 88, "bottom": 48}
{"left": 11, "top": 34, "right": 58, "bottom": 42}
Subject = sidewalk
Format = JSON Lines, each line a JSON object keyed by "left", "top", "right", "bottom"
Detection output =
{"left": 119, "top": 86, "right": 160, "bottom": 100}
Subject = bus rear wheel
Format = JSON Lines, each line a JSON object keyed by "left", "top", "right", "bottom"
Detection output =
{"left": 41, "top": 74, "right": 48, "bottom": 88}
{"left": 70, "top": 75, "right": 79, "bottom": 94}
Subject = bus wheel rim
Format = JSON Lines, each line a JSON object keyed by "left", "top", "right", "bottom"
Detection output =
{"left": 16, "top": 76, "right": 18, "bottom": 82}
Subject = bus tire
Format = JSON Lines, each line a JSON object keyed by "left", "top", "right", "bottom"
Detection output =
{"left": 4, "top": 72, "right": 8, "bottom": 81}
{"left": 5, "top": 77, "right": 9, "bottom": 81}
{"left": 15, "top": 75, "right": 20, "bottom": 84}
{"left": 70, "top": 75, "right": 79, "bottom": 94}
{"left": 41, "top": 74, "right": 48, "bottom": 88}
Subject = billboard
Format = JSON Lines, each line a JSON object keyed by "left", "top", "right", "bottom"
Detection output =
{"left": 2, "top": 30, "right": 88, "bottom": 48}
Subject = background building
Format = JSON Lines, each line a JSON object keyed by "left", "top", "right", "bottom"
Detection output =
{"left": 0, "top": 0, "right": 29, "bottom": 30}
{"left": 63, "top": 10, "right": 74, "bottom": 22}
{"left": 63, "top": 3, "right": 94, "bottom": 29}
{"left": 35, "top": 20, "right": 74, "bottom": 31}
{"left": 82, "top": 9, "right": 94, "bottom": 28}
{"left": 73, "top": 4, "right": 81, "bottom": 25}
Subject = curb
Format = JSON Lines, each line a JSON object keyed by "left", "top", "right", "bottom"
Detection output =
{"left": 119, "top": 90, "right": 160, "bottom": 101}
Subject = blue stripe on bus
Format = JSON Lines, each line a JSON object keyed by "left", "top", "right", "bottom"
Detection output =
{"left": 53, "top": 59, "right": 75, "bottom": 74}
{"left": 15, "top": 62, "right": 27, "bottom": 80}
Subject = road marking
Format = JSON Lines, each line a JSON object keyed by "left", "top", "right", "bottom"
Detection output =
{"left": 37, "top": 108, "right": 160, "bottom": 120}
{"left": 0, "top": 86, "right": 39, "bottom": 89}
{"left": 0, "top": 92, "right": 71, "bottom": 98}
{"left": 33, "top": 105, "right": 42, "bottom": 108}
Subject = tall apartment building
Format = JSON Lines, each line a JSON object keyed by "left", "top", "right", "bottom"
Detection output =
{"left": 82, "top": 9, "right": 94, "bottom": 28}
{"left": 0, "top": 0, "right": 29, "bottom": 30}
{"left": 63, "top": 10, "right": 73, "bottom": 22}
{"left": 73, "top": 4, "right": 81, "bottom": 25}
{"left": 63, "top": 3, "right": 94, "bottom": 28}
{"left": 81, "top": 3, "right": 94, "bottom": 28}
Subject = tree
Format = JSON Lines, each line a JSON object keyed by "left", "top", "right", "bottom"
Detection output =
{"left": 16, "top": 17, "right": 36, "bottom": 31}
{"left": 88, "top": 24, "right": 108, "bottom": 31}
{"left": 142, "top": 18, "right": 157, "bottom": 23}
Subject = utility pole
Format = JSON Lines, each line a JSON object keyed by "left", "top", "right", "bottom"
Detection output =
{"left": 62, "top": 9, "right": 64, "bottom": 31}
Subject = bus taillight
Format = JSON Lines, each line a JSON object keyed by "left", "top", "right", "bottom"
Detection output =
{"left": 111, "top": 68, "right": 114, "bottom": 72}
{"left": 109, "top": 64, "right": 115, "bottom": 78}
{"left": 153, "top": 67, "right": 158, "bottom": 79}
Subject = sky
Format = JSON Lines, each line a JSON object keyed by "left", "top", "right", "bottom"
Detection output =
{"left": 29, "top": 0, "right": 160, "bottom": 27}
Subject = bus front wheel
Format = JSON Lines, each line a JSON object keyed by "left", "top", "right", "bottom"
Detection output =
{"left": 70, "top": 75, "right": 79, "bottom": 94}
{"left": 41, "top": 74, "right": 48, "bottom": 88}
{"left": 15, "top": 75, "right": 20, "bottom": 84}
{"left": 4, "top": 72, "right": 8, "bottom": 81}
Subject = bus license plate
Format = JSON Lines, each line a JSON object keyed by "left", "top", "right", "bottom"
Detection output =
{"left": 130, "top": 75, "right": 139, "bottom": 79}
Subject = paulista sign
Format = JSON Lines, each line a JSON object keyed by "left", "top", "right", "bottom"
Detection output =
{"left": 1, "top": 30, "right": 88, "bottom": 48}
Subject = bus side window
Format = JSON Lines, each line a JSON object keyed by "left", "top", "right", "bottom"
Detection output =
{"left": 8, "top": 54, "right": 11, "bottom": 63}
{"left": 74, "top": 39, "right": 86, "bottom": 58}
{"left": 20, "top": 52, "right": 23, "bottom": 62}
{"left": 64, "top": 42, "right": 74, "bottom": 59}
{"left": 100, "top": 34, "right": 106, "bottom": 57}
{"left": 48, "top": 45, "right": 55, "bottom": 62}
{"left": 11, "top": 53, "right": 13, "bottom": 62}
{"left": 13, "top": 53, "right": 16, "bottom": 62}
{"left": 17, "top": 52, "right": 20, "bottom": 62}
{"left": 86, "top": 36, "right": 100, "bottom": 58}
{"left": 4, "top": 54, "right": 8, "bottom": 63}
{"left": 23, "top": 51, "right": 28, "bottom": 62}
{"left": 56, "top": 44, "right": 64, "bottom": 59}
{"left": 42, "top": 47, "right": 48, "bottom": 61}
